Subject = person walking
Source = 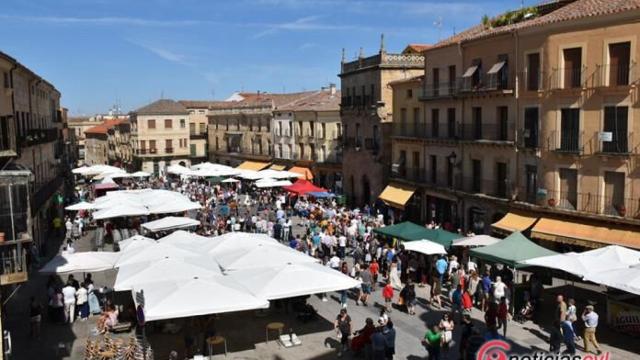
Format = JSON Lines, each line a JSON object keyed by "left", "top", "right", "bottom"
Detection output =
{"left": 567, "top": 298, "right": 581, "bottom": 342}
{"left": 382, "top": 281, "right": 394, "bottom": 313}
{"left": 422, "top": 324, "right": 442, "bottom": 360}
{"left": 497, "top": 296, "right": 509, "bottom": 338}
{"left": 76, "top": 283, "right": 89, "bottom": 321}
{"left": 561, "top": 318, "right": 576, "bottom": 354}
{"left": 582, "top": 305, "right": 602, "bottom": 355}
{"left": 358, "top": 266, "right": 373, "bottom": 306}
{"left": 29, "top": 297, "right": 42, "bottom": 339}
{"left": 334, "top": 309, "right": 352, "bottom": 357}
{"left": 549, "top": 320, "right": 563, "bottom": 354}
{"left": 382, "top": 320, "right": 396, "bottom": 360}
{"left": 62, "top": 281, "right": 76, "bottom": 323}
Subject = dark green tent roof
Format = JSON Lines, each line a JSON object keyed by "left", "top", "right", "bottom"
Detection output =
{"left": 469, "top": 231, "right": 558, "bottom": 268}
{"left": 373, "top": 221, "right": 460, "bottom": 248}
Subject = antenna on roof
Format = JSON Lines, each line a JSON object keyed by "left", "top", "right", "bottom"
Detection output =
{"left": 433, "top": 16, "right": 443, "bottom": 41}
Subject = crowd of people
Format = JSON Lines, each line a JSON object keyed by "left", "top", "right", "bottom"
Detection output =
{"left": 42, "top": 172, "right": 608, "bottom": 359}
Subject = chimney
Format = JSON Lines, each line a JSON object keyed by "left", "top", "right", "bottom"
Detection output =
{"left": 329, "top": 83, "right": 336, "bottom": 96}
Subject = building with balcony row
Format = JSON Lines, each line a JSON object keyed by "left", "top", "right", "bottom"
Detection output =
{"left": 339, "top": 39, "right": 425, "bottom": 206}
{"left": 272, "top": 85, "right": 343, "bottom": 191}
{"left": 0, "top": 50, "right": 68, "bottom": 286}
{"left": 130, "top": 99, "right": 191, "bottom": 174}
{"left": 84, "top": 118, "right": 132, "bottom": 168}
{"left": 387, "top": 0, "right": 640, "bottom": 250}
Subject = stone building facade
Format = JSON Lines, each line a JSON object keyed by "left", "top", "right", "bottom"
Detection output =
{"left": 340, "top": 42, "right": 424, "bottom": 206}
{"left": 273, "top": 85, "right": 343, "bottom": 191}
{"left": 390, "top": 0, "right": 640, "bottom": 249}
{"left": 130, "top": 99, "right": 191, "bottom": 174}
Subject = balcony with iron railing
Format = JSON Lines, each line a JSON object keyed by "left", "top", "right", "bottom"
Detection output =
{"left": 548, "top": 130, "right": 583, "bottom": 154}
{"left": 592, "top": 131, "right": 635, "bottom": 155}
{"left": 460, "top": 123, "right": 514, "bottom": 143}
{"left": 165, "top": 147, "right": 174, "bottom": 154}
{"left": 457, "top": 73, "right": 514, "bottom": 95}
{"left": 419, "top": 82, "right": 458, "bottom": 100}
{"left": 543, "top": 190, "right": 640, "bottom": 219}
{"left": 594, "top": 63, "right": 636, "bottom": 88}
{"left": 392, "top": 122, "right": 460, "bottom": 141}
{"left": 462, "top": 177, "right": 512, "bottom": 199}
{"left": 548, "top": 67, "right": 587, "bottom": 90}
{"left": 18, "top": 128, "right": 59, "bottom": 147}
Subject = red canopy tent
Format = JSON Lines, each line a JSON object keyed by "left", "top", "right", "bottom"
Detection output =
{"left": 283, "top": 179, "right": 327, "bottom": 196}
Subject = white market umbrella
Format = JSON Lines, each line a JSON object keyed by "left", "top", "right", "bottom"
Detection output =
{"left": 583, "top": 265, "right": 640, "bottom": 296}
{"left": 519, "top": 252, "right": 588, "bottom": 278}
{"left": 132, "top": 276, "right": 269, "bottom": 321}
{"left": 65, "top": 201, "right": 94, "bottom": 211}
{"left": 221, "top": 178, "right": 240, "bottom": 183}
{"left": 131, "top": 171, "right": 151, "bottom": 177}
{"left": 453, "top": 235, "right": 501, "bottom": 247}
{"left": 116, "top": 242, "right": 202, "bottom": 267}
{"left": 216, "top": 243, "right": 318, "bottom": 271}
{"left": 402, "top": 240, "right": 447, "bottom": 256}
{"left": 40, "top": 252, "right": 120, "bottom": 274}
{"left": 520, "top": 245, "right": 640, "bottom": 278}
{"left": 114, "top": 256, "right": 222, "bottom": 291}
{"left": 92, "top": 203, "right": 150, "bottom": 220}
{"left": 72, "top": 166, "right": 90, "bottom": 174}
{"left": 167, "top": 164, "right": 192, "bottom": 175}
{"left": 100, "top": 177, "right": 116, "bottom": 184}
{"left": 197, "top": 232, "right": 279, "bottom": 256}
{"left": 157, "top": 230, "right": 211, "bottom": 248}
{"left": 228, "top": 262, "right": 361, "bottom": 300}
{"left": 118, "top": 235, "right": 156, "bottom": 252}
{"left": 255, "top": 179, "right": 292, "bottom": 188}
{"left": 141, "top": 216, "right": 200, "bottom": 233}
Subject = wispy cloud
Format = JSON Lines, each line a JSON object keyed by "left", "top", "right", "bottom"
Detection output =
{"left": 299, "top": 42, "right": 319, "bottom": 50}
{"left": 252, "top": 15, "right": 367, "bottom": 38}
{"left": 0, "top": 14, "right": 206, "bottom": 27}
{"left": 126, "top": 39, "right": 192, "bottom": 66}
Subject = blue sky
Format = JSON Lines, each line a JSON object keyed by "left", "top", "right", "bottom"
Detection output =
{"left": 1, "top": 0, "right": 535, "bottom": 115}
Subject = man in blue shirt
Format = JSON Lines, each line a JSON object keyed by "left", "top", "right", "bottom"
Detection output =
{"left": 435, "top": 256, "right": 448, "bottom": 284}
{"left": 481, "top": 272, "right": 492, "bottom": 311}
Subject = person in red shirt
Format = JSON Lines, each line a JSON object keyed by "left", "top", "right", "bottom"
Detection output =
{"left": 462, "top": 289, "right": 473, "bottom": 314}
{"left": 382, "top": 281, "right": 394, "bottom": 313}
{"left": 369, "top": 259, "right": 379, "bottom": 291}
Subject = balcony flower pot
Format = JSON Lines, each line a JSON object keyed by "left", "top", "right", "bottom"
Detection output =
{"left": 616, "top": 205, "right": 627, "bottom": 217}
{"left": 547, "top": 198, "right": 556, "bottom": 207}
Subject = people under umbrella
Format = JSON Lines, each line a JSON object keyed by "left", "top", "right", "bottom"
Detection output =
{"left": 39, "top": 167, "right": 612, "bottom": 359}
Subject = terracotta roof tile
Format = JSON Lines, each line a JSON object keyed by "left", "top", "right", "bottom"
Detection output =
{"left": 404, "top": 44, "right": 432, "bottom": 53}
{"left": 133, "top": 99, "right": 189, "bottom": 115}
{"left": 178, "top": 100, "right": 230, "bottom": 109}
{"left": 430, "top": 0, "right": 640, "bottom": 50}
{"left": 277, "top": 90, "right": 341, "bottom": 112}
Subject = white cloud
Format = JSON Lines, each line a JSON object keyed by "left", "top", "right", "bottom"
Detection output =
{"left": 0, "top": 14, "right": 207, "bottom": 27}
{"left": 251, "top": 15, "right": 369, "bottom": 38}
{"left": 126, "top": 39, "right": 192, "bottom": 66}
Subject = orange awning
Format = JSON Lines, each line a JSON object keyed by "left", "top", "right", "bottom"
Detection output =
{"left": 492, "top": 212, "right": 538, "bottom": 234}
{"left": 289, "top": 166, "right": 313, "bottom": 180}
{"left": 531, "top": 218, "right": 640, "bottom": 250}
{"left": 269, "top": 164, "right": 287, "bottom": 171}
{"left": 378, "top": 183, "right": 416, "bottom": 210}
{"left": 236, "top": 161, "right": 270, "bottom": 171}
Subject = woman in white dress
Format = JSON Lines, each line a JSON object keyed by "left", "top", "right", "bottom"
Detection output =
{"left": 389, "top": 261, "right": 402, "bottom": 290}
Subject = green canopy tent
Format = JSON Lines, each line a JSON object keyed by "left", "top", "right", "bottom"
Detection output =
{"left": 373, "top": 221, "right": 461, "bottom": 248}
{"left": 469, "top": 231, "right": 558, "bottom": 268}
